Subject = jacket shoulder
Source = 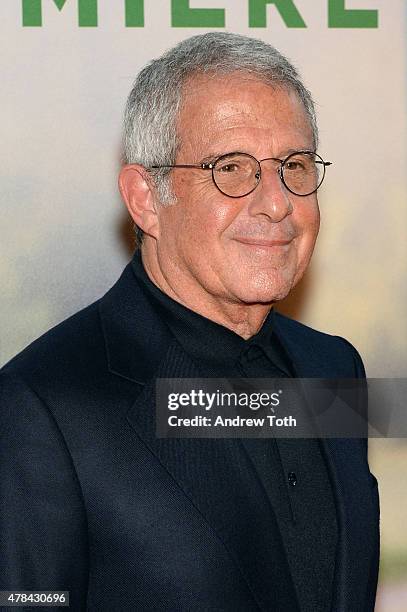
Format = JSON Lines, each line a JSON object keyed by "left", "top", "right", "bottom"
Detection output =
{"left": 273, "top": 311, "right": 365, "bottom": 377}
{"left": 1, "top": 300, "right": 104, "bottom": 385}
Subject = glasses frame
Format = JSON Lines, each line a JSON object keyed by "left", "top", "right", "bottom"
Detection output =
{"left": 151, "top": 150, "right": 332, "bottom": 198}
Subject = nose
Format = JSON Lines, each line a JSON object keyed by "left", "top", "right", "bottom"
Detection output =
{"left": 248, "top": 162, "right": 293, "bottom": 222}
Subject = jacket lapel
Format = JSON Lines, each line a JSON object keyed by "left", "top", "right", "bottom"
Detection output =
{"left": 273, "top": 315, "right": 379, "bottom": 611}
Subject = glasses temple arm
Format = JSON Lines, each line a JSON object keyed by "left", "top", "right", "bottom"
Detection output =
{"left": 150, "top": 163, "right": 212, "bottom": 169}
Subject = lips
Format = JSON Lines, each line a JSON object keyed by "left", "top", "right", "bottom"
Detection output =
{"left": 234, "top": 237, "right": 293, "bottom": 247}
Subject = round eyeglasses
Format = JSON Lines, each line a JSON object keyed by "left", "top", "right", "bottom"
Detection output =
{"left": 151, "top": 151, "right": 332, "bottom": 198}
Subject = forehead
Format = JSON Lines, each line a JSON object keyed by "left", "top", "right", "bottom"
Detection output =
{"left": 177, "top": 72, "right": 313, "bottom": 156}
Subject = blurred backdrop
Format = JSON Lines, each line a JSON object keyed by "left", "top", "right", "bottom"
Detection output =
{"left": 1, "top": 2, "right": 406, "bottom": 609}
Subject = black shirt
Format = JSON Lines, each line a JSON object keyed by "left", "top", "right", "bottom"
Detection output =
{"left": 131, "top": 251, "right": 338, "bottom": 612}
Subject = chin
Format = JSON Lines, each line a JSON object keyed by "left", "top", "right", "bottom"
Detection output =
{"left": 230, "top": 270, "right": 296, "bottom": 305}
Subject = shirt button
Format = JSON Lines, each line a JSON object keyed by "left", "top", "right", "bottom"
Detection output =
{"left": 288, "top": 472, "right": 297, "bottom": 487}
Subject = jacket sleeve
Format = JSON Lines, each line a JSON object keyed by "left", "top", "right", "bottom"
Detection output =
{"left": 336, "top": 337, "right": 380, "bottom": 611}
{"left": 0, "top": 373, "right": 88, "bottom": 611}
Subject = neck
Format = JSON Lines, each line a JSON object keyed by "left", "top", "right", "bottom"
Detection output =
{"left": 140, "top": 241, "right": 273, "bottom": 339}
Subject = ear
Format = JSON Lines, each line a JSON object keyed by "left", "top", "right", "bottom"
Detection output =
{"left": 118, "top": 164, "right": 160, "bottom": 240}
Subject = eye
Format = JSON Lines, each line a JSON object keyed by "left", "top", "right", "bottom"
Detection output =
{"left": 285, "top": 160, "right": 305, "bottom": 171}
{"left": 217, "top": 162, "right": 240, "bottom": 173}
{"left": 213, "top": 154, "right": 255, "bottom": 179}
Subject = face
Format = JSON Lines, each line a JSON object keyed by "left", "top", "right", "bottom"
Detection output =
{"left": 154, "top": 74, "right": 320, "bottom": 305}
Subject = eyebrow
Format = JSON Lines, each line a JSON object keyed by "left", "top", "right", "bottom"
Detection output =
{"left": 200, "top": 147, "right": 316, "bottom": 164}
{"left": 278, "top": 147, "right": 316, "bottom": 157}
{"left": 200, "top": 152, "right": 226, "bottom": 164}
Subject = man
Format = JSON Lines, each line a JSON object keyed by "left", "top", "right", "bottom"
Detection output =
{"left": 0, "top": 33, "right": 379, "bottom": 611}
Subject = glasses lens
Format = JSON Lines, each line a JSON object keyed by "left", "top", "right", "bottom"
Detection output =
{"left": 213, "top": 153, "right": 259, "bottom": 197}
{"left": 281, "top": 152, "right": 325, "bottom": 196}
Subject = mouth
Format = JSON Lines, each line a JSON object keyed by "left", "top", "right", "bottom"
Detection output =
{"left": 234, "top": 237, "right": 294, "bottom": 248}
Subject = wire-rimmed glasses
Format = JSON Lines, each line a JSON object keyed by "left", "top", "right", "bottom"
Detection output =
{"left": 151, "top": 151, "right": 332, "bottom": 198}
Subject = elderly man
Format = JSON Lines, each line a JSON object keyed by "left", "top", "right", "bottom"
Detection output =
{"left": 0, "top": 33, "right": 379, "bottom": 611}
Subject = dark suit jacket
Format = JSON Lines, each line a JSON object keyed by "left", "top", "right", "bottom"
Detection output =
{"left": 0, "top": 262, "right": 380, "bottom": 611}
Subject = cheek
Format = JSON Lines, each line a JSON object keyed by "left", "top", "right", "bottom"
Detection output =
{"left": 295, "top": 200, "right": 320, "bottom": 243}
{"left": 292, "top": 202, "right": 320, "bottom": 273}
{"left": 177, "top": 183, "right": 238, "bottom": 248}
{"left": 211, "top": 201, "right": 237, "bottom": 232}
{"left": 175, "top": 166, "right": 241, "bottom": 218}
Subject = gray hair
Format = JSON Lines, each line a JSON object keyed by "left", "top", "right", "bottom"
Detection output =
{"left": 123, "top": 32, "right": 318, "bottom": 245}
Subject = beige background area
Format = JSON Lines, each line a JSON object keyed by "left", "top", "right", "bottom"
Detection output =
{"left": 1, "top": 1, "right": 406, "bottom": 608}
